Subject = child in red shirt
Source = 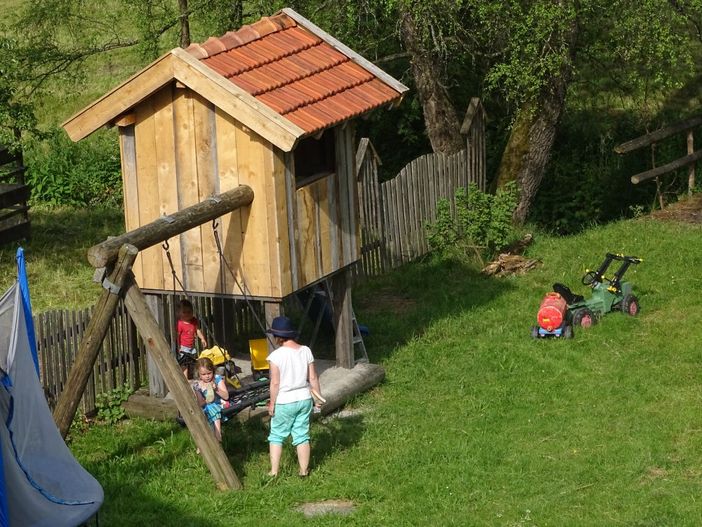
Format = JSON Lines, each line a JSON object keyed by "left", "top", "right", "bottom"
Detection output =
{"left": 176, "top": 299, "right": 208, "bottom": 378}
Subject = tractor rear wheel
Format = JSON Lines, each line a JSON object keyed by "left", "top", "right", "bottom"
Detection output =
{"left": 573, "top": 308, "right": 595, "bottom": 328}
{"left": 620, "top": 294, "right": 640, "bottom": 316}
{"left": 531, "top": 326, "right": 540, "bottom": 338}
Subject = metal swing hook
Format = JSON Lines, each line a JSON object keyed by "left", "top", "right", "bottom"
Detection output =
{"left": 162, "top": 240, "right": 170, "bottom": 251}
{"left": 212, "top": 218, "right": 219, "bottom": 231}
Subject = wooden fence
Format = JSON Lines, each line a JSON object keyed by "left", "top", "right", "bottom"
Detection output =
{"left": 356, "top": 98, "right": 487, "bottom": 275}
{"left": 35, "top": 292, "right": 266, "bottom": 415}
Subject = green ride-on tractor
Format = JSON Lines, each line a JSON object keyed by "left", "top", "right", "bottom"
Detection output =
{"left": 532, "top": 253, "right": 642, "bottom": 338}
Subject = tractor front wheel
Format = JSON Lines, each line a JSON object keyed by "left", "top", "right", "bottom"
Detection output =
{"left": 563, "top": 324, "right": 574, "bottom": 339}
{"left": 573, "top": 308, "right": 595, "bottom": 328}
{"left": 531, "top": 326, "right": 540, "bottom": 338}
{"left": 620, "top": 294, "right": 640, "bottom": 316}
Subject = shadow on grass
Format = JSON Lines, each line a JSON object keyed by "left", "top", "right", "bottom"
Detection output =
{"left": 219, "top": 409, "right": 366, "bottom": 480}
{"left": 0, "top": 206, "right": 124, "bottom": 258}
{"left": 350, "top": 256, "right": 515, "bottom": 364}
{"left": 77, "top": 422, "right": 218, "bottom": 526}
{"left": 310, "top": 413, "right": 365, "bottom": 469}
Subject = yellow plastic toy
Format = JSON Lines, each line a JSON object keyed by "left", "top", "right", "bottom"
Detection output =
{"left": 198, "top": 346, "right": 241, "bottom": 389}
{"left": 248, "top": 338, "right": 269, "bottom": 372}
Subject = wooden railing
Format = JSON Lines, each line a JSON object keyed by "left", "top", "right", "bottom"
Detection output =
{"left": 615, "top": 115, "right": 701, "bottom": 207}
{"left": 0, "top": 134, "right": 30, "bottom": 245}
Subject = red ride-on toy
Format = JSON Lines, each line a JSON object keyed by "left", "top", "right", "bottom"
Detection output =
{"left": 531, "top": 253, "right": 642, "bottom": 338}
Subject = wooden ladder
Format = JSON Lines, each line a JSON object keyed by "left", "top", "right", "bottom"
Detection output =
{"left": 300, "top": 279, "right": 368, "bottom": 363}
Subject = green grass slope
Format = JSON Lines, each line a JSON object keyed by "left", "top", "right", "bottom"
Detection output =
{"left": 67, "top": 216, "right": 702, "bottom": 526}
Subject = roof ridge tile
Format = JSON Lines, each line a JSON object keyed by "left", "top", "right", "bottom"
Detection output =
{"left": 185, "top": 13, "right": 297, "bottom": 60}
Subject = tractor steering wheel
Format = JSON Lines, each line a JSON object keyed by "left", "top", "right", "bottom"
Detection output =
{"left": 581, "top": 271, "right": 597, "bottom": 286}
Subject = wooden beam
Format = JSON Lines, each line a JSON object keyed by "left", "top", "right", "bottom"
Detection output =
{"left": 630, "top": 148, "right": 702, "bottom": 184}
{"left": 122, "top": 276, "right": 242, "bottom": 490}
{"left": 53, "top": 244, "right": 139, "bottom": 438}
{"left": 62, "top": 53, "right": 176, "bottom": 142}
{"left": 614, "top": 115, "right": 702, "bottom": 154}
{"left": 460, "top": 97, "right": 486, "bottom": 136}
{"left": 113, "top": 113, "right": 136, "bottom": 127}
{"left": 331, "top": 269, "right": 354, "bottom": 369}
{"left": 688, "top": 130, "right": 695, "bottom": 194}
{"left": 88, "top": 185, "right": 254, "bottom": 268}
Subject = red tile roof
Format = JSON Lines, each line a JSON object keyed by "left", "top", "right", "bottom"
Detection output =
{"left": 186, "top": 12, "right": 403, "bottom": 136}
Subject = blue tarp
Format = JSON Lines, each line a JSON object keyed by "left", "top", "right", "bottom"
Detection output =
{"left": 15, "top": 248, "right": 38, "bottom": 377}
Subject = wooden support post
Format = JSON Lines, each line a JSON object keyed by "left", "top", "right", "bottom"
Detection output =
{"left": 122, "top": 275, "right": 242, "bottom": 490}
{"left": 54, "top": 244, "right": 138, "bottom": 439}
{"left": 688, "top": 130, "right": 695, "bottom": 195}
{"left": 264, "top": 302, "right": 282, "bottom": 354}
{"left": 145, "top": 294, "right": 168, "bottom": 398}
{"left": 331, "top": 269, "right": 354, "bottom": 369}
{"left": 87, "top": 185, "right": 254, "bottom": 268}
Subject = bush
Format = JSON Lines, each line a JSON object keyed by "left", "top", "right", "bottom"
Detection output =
{"left": 24, "top": 128, "right": 122, "bottom": 207}
{"left": 95, "top": 384, "right": 132, "bottom": 424}
{"left": 426, "top": 182, "right": 519, "bottom": 261}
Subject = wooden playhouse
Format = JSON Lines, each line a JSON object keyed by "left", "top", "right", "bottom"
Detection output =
{"left": 62, "top": 8, "right": 408, "bottom": 367}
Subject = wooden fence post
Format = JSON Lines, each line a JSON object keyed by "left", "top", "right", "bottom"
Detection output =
{"left": 122, "top": 275, "right": 242, "bottom": 490}
{"left": 688, "top": 130, "right": 695, "bottom": 195}
{"left": 145, "top": 294, "right": 168, "bottom": 398}
{"left": 53, "top": 244, "right": 138, "bottom": 438}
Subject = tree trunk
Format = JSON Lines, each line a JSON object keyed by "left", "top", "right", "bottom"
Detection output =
{"left": 496, "top": 19, "right": 577, "bottom": 224}
{"left": 178, "top": 0, "right": 191, "bottom": 48}
{"left": 399, "top": 9, "right": 463, "bottom": 154}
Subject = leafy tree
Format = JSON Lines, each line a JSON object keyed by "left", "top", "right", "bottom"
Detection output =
{"left": 0, "top": 35, "right": 37, "bottom": 150}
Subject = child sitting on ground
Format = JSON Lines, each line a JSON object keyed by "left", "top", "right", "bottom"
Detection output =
{"left": 192, "top": 357, "right": 229, "bottom": 442}
{"left": 176, "top": 299, "right": 207, "bottom": 378}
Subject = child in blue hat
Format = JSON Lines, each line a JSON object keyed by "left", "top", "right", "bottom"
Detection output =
{"left": 266, "top": 316, "right": 322, "bottom": 477}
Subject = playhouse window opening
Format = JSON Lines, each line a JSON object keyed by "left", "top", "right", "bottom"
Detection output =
{"left": 294, "top": 128, "right": 336, "bottom": 187}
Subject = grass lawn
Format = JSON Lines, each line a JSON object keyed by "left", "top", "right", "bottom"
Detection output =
{"left": 0, "top": 206, "right": 124, "bottom": 311}
{"left": 61, "top": 215, "right": 702, "bottom": 526}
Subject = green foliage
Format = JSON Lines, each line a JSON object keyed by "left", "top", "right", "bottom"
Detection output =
{"left": 426, "top": 182, "right": 519, "bottom": 259}
{"left": 95, "top": 384, "right": 133, "bottom": 425}
{"left": 24, "top": 128, "right": 122, "bottom": 207}
{"left": 528, "top": 108, "right": 689, "bottom": 234}
{"left": 0, "top": 35, "right": 37, "bottom": 149}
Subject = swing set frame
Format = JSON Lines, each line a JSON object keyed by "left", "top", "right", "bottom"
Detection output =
{"left": 53, "top": 185, "right": 253, "bottom": 491}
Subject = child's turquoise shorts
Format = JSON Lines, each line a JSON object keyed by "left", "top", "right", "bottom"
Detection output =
{"left": 268, "top": 398, "right": 313, "bottom": 446}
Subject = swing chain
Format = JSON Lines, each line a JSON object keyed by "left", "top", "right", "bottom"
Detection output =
{"left": 211, "top": 219, "right": 273, "bottom": 344}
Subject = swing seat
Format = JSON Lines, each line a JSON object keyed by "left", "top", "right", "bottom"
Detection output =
{"left": 176, "top": 380, "right": 270, "bottom": 427}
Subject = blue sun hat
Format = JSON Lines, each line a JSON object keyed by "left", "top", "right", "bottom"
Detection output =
{"left": 266, "top": 316, "right": 298, "bottom": 339}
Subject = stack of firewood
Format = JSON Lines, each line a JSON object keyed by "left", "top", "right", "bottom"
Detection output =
{"left": 482, "top": 234, "right": 540, "bottom": 277}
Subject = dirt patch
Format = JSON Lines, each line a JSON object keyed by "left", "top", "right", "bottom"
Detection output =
{"left": 641, "top": 466, "right": 668, "bottom": 483}
{"left": 650, "top": 194, "right": 702, "bottom": 224}
{"left": 296, "top": 500, "right": 356, "bottom": 518}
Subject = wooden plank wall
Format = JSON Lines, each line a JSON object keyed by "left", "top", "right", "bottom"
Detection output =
{"left": 120, "top": 84, "right": 285, "bottom": 299}
{"left": 355, "top": 109, "right": 486, "bottom": 276}
{"left": 287, "top": 125, "right": 360, "bottom": 292}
